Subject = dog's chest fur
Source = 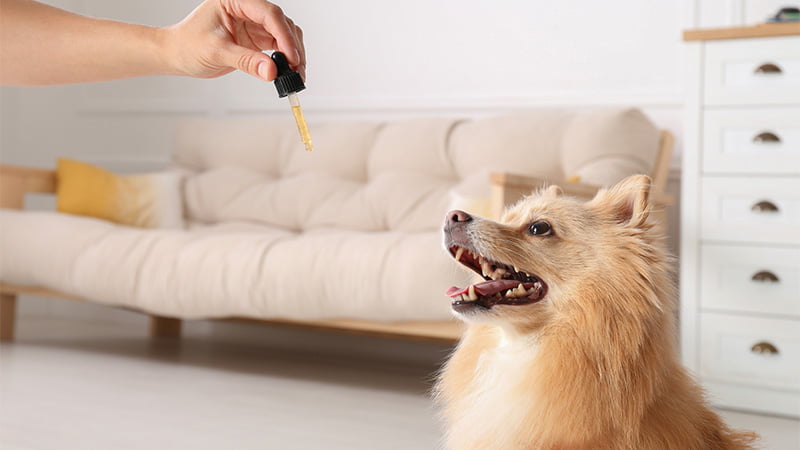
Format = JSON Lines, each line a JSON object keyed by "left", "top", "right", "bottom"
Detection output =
{"left": 452, "top": 332, "right": 541, "bottom": 448}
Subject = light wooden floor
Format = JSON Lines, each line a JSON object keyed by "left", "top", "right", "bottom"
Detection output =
{"left": 1, "top": 316, "right": 798, "bottom": 450}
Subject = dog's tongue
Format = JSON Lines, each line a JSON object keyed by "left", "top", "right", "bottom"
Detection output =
{"left": 446, "top": 279, "right": 529, "bottom": 298}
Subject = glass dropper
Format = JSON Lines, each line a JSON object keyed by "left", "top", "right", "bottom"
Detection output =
{"left": 271, "top": 52, "right": 313, "bottom": 151}
{"left": 287, "top": 92, "right": 313, "bottom": 151}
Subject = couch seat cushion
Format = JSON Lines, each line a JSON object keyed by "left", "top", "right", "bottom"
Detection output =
{"left": 0, "top": 210, "right": 465, "bottom": 321}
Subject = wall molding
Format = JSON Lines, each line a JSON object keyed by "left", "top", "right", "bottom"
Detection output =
{"left": 76, "top": 98, "right": 213, "bottom": 116}
{"left": 76, "top": 89, "right": 685, "bottom": 116}
{"left": 75, "top": 154, "right": 172, "bottom": 172}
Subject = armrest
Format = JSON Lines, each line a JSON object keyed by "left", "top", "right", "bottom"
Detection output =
{"left": 0, "top": 164, "right": 57, "bottom": 209}
{"left": 488, "top": 172, "right": 674, "bottom": 220}
{"left": 490, "top": 172, "right": 600, "bottom": 199}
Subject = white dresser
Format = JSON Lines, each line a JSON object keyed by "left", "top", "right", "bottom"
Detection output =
{"left": 682, "top": 24, "right": 800, "bottom": 418}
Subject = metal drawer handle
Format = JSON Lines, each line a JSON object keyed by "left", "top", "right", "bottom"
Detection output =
{"left": 751, "top": 271, "right": 780, "bottom": 283}
{"left": 754, "top": 63, "right": 783, "bottom": 75}
{"left": 751, "top": 200, "right": 779, "bottom": 213}
{"left": 752, "top": 131, "right": 781, "bottom": 144}
{"left": 751, "top": 341, "right": 779, "bottom": 355}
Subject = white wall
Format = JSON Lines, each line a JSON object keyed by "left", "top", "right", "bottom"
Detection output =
{"left": 3, "top": 0, "right": 789, "bottom": 169}
{"left": 0, "top": 0, "right": 793, "bottom": 321}
{"left": 2, "top": 0, "right": 689, "bottom": 170}
{"left": 3, "top": 0, "right": 790, "bottom": 169}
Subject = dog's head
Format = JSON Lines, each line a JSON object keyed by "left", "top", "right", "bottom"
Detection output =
{"left": 443, "top": 175, "right": 669, "bottom": 335}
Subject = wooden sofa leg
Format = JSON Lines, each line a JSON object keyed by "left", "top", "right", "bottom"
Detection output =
{"left": 1, "top": 293, "right": 17, "bottom": 342}
{"left": 149, "top": 316, "right": 182, "bottom": 339}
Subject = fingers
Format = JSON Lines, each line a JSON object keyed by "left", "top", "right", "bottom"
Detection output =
{"left": 221, "top": 0, "right": 305, "bottom": 70}
{"left": 243, "top": 21, "right": 277, "bottom": 50}
{"left": 223, "top": 42, "right": 275, "bottom": 81}
{"left": 285, "top": 17, "right": 305, "bottom": 80}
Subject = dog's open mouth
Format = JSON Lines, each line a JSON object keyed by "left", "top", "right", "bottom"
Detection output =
{"left": 446, "top": 245, "right": 548, "bottom": 312}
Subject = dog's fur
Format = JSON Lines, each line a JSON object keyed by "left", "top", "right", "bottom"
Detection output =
{"left": 436, "top": 175, "right": 757, "bottom": 450}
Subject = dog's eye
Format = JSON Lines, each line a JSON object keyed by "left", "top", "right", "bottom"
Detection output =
{"left": 529, "top": 221, "right": 552, "bottom": 236}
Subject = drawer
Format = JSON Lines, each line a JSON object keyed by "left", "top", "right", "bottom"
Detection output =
{"left": 700, "top": 312, "right": 800, "bottom": 392}
{"left": 704, "top": 36, "right": 800, "bottom": 106}
{"left": 700, "top": 244, "right": 800, "bottom": 317}
{"left": 701, "top": 177, "right": 800, "bottom": 245}
{"left": 705, "top": 381, "right": 800, "bottom": 418}
{"left": 703, "top": 108, "right": 800, "bottom": 175}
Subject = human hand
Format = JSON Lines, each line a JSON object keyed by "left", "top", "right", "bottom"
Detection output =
{"left": 163, "top": 0, "right": 305, "bottom": 82}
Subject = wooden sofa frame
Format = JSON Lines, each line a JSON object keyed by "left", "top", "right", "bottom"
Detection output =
{"left": 0, "top": 131, "right": 673, "bottom": 345}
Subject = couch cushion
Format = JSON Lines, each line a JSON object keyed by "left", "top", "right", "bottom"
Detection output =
{"left": 0, "top": 210, "right": 468, "bottom": 321}
{"left": 560, "top": 108, "right": 660, "bottom": 186}
{"left": 173, "top": 109, "right": 660, "bottom": 232}
{"left": 448, "top": 110, "right": 572, "bottom": 181}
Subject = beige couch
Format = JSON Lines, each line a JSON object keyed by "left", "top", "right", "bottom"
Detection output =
{"left": 0, "top": 108, "right": 672, "bottom": 343}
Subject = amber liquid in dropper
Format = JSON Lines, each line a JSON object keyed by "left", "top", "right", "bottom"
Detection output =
{"left": 288, "top": 93, "right": 313, "bottom": 151}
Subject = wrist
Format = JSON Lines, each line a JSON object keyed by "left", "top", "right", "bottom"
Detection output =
{"left": 151, "top": 25, "right": 184, "bottom": 76}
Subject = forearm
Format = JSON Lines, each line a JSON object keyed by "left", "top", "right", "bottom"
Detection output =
{"left": 0, "top": 0, "right": 174, "bottom": 85}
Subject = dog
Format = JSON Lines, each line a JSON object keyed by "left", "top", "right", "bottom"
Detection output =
{"left": 436, "top": 175, "right": 757, "bottom": 450}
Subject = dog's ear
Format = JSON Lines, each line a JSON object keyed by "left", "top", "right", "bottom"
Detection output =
{"left": 546, "top": 185, "right": 563, "bottom": 196}
{"left": 591, "top": 175, "right": 652, "bottom": 228}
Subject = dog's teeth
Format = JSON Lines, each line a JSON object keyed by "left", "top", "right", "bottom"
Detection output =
{"left": 455, "top": 247, "right": 464, "bottom": 261}
{"left": 513, "top": 266, "right": 520, "bottom": 273}
{"left": 515, "top": 284, "right": 526, "bottom": 295}
{"left": 491, "top": 267, "right": 506, "bottom": 280}
{"left": 504, "top": 289, "right": 513, "bottom": 297}
{"left": 468, "top": 285, "right": 478, "bottom": 301}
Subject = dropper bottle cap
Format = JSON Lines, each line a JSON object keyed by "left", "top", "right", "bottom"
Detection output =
{"left": 271, "top": 51, "right": 305, "bottom": 97}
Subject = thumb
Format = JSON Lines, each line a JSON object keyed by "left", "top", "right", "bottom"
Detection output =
{"left": 224, "top": 44, "right": 275, "bottom": 81}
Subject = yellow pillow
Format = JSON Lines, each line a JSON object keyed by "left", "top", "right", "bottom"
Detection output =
{"left": 56, "top": 158, "right": 184, "bottom": 229}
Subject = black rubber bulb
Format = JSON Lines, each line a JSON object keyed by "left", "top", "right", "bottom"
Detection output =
{"left": 270, "top": 51, "right": 305, "bottom": 97}
{"left": 271, "top": 51, "right": 291, "bottom": 77}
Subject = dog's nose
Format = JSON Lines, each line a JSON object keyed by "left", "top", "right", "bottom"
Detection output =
{"left": 446, "top": 210, "right": 472, "bottom": 226}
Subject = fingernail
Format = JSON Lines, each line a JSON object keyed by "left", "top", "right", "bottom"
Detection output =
{"left": 257, "top": 61, "right": 270, "bottom": 81}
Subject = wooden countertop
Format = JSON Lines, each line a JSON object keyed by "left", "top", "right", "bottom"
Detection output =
{"left": 683, "top": 23, "right": 800, "bottom": 41}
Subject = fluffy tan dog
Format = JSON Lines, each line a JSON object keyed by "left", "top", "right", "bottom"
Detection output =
{"left": 436, "top": 175, "right": 756, "bottom": 450}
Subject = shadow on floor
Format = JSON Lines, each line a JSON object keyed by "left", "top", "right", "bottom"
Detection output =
{"left": 6, "top": 317, "right": 455, "bottom": 396}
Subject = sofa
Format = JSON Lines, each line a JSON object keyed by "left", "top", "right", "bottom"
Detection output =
{"left": 0, "top": 108, "right": 672, "bottom": 343}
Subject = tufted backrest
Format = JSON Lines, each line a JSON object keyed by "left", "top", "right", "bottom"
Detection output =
{"left": 173, "top": 108, "right": 659, "bottom": 232}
